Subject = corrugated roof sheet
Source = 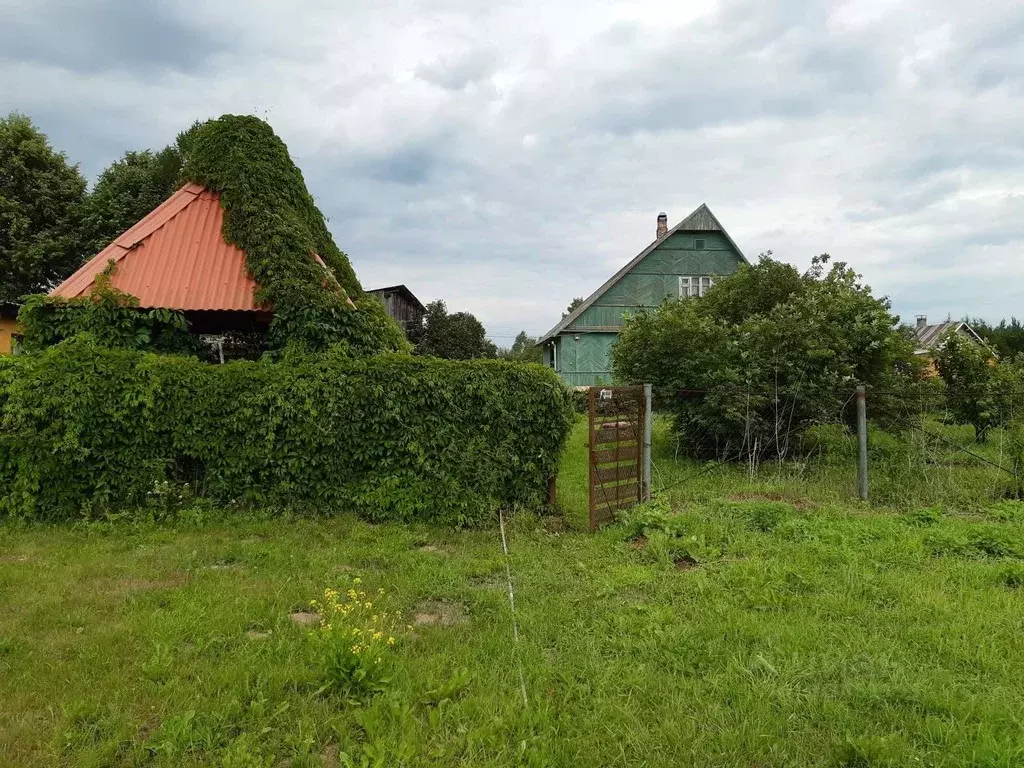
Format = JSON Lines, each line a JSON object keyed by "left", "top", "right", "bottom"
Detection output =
{"left": 51, "top": 183, "right": 265, "bottom": 312}
{"left": 915, "top": 321, "right": 962, "bottom": 350}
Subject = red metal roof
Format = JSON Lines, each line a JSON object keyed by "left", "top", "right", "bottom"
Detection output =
{"left": 51, "top": 183, "right": 265, "bottom": 312}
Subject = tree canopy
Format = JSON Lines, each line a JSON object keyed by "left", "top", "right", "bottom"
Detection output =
{"left": 415, "top": 300, "right": 497, "bottom": 360}
{"left": 498, "top": 330, "right": 543, "bottom": 364}
{"left": 0, "top": 112, "right": 87, "bottom": 303}
{"left": 562, "top": 297, "right": 584, "bottom": 319}
{"left": 935, "top": 331, "right": 1021, "bottom": 441}
{"left": 612, "top": 254, "right": 919, "bottom": 461}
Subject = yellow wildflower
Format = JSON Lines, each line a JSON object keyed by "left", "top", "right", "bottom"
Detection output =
{"left": 353, "top": 577, "right": 362, "bottom": 584}
{"left": 387, "top": 637, "right": 395, "bottom": 646}
{"left": 373, "top": 631, "right": 382, "bottom": 640}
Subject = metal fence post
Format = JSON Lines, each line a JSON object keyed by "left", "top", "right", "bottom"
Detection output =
{"left": 856, "top": 385, "right": 868, "bottom": 500}
{"left": 642, "top": 383, "right": 652, "bottom": 501}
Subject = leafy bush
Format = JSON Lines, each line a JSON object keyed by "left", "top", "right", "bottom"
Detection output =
{"left": 612, "top": 254, "right": 919, "bottom": 462}
{"left": 0, "top": 340, "right": 574, "bottom": 523}
{"left": 17, "top": 266, "right": 195, "bottom": 353}
{"left": 934, "top": 331, "right": 1016, "bottom": 441}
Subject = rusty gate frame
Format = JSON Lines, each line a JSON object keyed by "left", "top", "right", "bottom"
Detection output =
{"left": 588, "top": 385, "right": 646, "bottom": 530}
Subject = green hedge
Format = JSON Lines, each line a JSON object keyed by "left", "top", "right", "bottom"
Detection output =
{"left": 0, "top": 341, "right": 574, "bottom": 524}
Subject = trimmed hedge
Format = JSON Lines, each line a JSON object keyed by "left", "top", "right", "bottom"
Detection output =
{"left": 0, "top": 341, "right": 574, "bottom": 524}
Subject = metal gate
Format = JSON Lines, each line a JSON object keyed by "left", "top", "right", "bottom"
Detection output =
{"left": 588, "top": 386, "right": 647, "bottom": 530}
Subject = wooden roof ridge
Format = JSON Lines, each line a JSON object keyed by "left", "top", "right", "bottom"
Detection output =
{"left": 538, "top": 203, "right": 749, "bottom": 344}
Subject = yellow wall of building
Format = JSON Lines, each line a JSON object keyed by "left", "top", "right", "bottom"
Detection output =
{"left": 0, "top": 317, "right": 17, "bottom": 355}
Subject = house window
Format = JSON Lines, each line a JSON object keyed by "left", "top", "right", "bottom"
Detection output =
{"left": 694, "top": 238, "right": 706, "bottom": 250}
{"left": 679, "top": 276, "right": 713, "bottom": 298}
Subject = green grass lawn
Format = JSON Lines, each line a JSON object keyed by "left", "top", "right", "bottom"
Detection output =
{"left": 3, "top": 420, "right": 1024, "bottom": 766}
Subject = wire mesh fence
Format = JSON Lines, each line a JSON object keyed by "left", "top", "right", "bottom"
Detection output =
{"left": 641, "top": 383, "right": 1023, "bottom": 512}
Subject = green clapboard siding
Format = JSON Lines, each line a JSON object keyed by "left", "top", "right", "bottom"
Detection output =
{"left": 552, "top": 215, "right": 746, "bottom": 386}
{"left": 554, "top": 333, "right": 618, "bottom": 387}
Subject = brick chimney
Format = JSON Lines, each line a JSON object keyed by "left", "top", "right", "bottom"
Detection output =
{"left": 916, "top": 315, "right": 927, "bottom": 330}
{"left": 656, "top": 212, "right": 668, "bottom": 239}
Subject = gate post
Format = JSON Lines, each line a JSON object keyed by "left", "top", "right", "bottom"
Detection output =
{"left": 642, "top": 383, "right": 652, "bottom": 501}
{"left": 587, "top": 387, "right": 597, "bottom": 531}
{"left": 856, "top": 385, "right": 868, "bottom": 501}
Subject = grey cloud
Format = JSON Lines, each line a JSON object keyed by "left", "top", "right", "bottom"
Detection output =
{"left": 415, "top": 48, "right": 499, "bottom": 90}
{"left": 2, "top": 0, "right": 1024, "bottom": 334}
{"left": 0, "top": 0, "right": 226, "bottom": 76}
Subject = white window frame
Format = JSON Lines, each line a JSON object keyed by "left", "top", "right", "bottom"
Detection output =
{"left": 678, "top": 275, "right": 714, "bottom": 298}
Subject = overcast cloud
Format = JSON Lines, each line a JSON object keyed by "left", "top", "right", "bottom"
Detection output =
{"left": 2, "top": 0, "right": 1022, "bottom": 342}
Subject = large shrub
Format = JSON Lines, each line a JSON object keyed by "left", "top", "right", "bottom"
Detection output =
{"left": 0, "top": 340, "right": 573, "bottom": 524}
{"left": 935, "top": 331, "right": 1020, "bottom": 441}
{"left": 612, "top": 254, "right": 919, "bottom": 461}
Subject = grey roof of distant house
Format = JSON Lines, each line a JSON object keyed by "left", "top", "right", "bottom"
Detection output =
{"left": 914, "top": 320, "right": 987, "bottom": 354}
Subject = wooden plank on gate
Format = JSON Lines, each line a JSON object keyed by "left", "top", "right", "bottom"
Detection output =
{"left": 594, "top": 426, "right": 639, "bottom": 444}
{"left": 594, "top": 484, "right": 640, "bottom": 509}
{"left": 594, "top": 444, "right": 639, "bottom": 464}
{"left": 595, "top": 465, "right": 639, "bottom": 484}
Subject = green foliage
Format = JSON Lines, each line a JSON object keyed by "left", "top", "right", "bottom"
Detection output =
{"left": 0, "top": 339, "right": 574, "bottom": 523}
{"left": 612, "top": 253, "right": 919, "bottom": 461}
{"left": 971, "top": 316, "right": 1024, "bottom": 359}
{"left": 498, "top": 331, "right": 543, "bottom": 364}
{"left": 181, "top": 115, "right": 408, "bottom": 355}
{"left": 935, "top": 331, "right": 1024, "bottom": 446}
{"left": 414, "top": 299, "right": 497, "bottom": 360}
{"left": 0, "top": 112, "right": 88, "bottom": 302}
{"left": 16, "top": 265, "right": 194, "bottom": 353}
{"left": 75, "top": 147, "right": 185, "bottom": 257}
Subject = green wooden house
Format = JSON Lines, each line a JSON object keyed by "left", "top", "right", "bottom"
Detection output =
{"left": 538, "top": 204, "right": 748, "bottom": 386}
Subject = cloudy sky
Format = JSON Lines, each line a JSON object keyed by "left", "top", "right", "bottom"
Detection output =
{"left": 2, "top": 0, "right": 1022, "bottom": 343}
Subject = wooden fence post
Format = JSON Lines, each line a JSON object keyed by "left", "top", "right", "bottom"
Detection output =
{"left": 642, "top": 383, "right": 652, "bottom": 501}
{"left": 857, "top": 385, "right": 868, "bottom": 500}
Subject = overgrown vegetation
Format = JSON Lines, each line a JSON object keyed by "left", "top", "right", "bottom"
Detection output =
{"left": 612, "top": 254, "right": 921, "bottom": 461}
{"left": 5, "top": 430, "right": 1024, "bottom": 766}
{"left": 0, "top": 339, "right": 573, "bottom": 523}
{"left": 16, "top": 114, "right": 409, "bottom": 356}
{"left": 180, "top": 115, "right": 408, "bottom": 355}
{"left": 935, "top": 330, "right": 1023, "bottom": 440}
{"left": 16, "top": 266, "right": 195, "bottom": 353}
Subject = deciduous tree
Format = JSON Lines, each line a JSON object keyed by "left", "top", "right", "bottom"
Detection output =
{"left": 0, "top": 113, "right": 87, "bottom": 302}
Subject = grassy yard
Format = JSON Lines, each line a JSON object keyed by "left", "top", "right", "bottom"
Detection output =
{"left": 3, "top": 420, "right": 1024, "bottom": 766}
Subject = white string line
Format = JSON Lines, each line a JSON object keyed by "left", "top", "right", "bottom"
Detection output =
{"left": 498, "top": 508, "right": 529, "bottom": 708}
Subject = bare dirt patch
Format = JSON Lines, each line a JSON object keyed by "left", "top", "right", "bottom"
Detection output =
{"left": 417, "top": 544, "right": 450, "bottom": 555}
{"left": 320, "top": 743, "right": 341, "bottom": 767}
{"left": 675, "top": 556, "right": 699, "bottom": 571}
{"left": 630, "top": 535, "right": 648, "bottom": 551}
{"left": 469, "top": 573, "right": 505, "bottom": 590}
{"left": 0, "top": 554, "right": 30, "bottom": 563}
{"left": 246, "top": 628, "right": 273, "bottom": 640}
{"left": 412, "top": 600, "right": 469, "bottom": 627}
{"left": 289, "top": 611, "right": 320, "bottom": 627}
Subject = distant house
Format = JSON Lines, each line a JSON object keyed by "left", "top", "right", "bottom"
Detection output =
{"left": 537, "top": 204, "right": 749, "bottom": 386}
{"left": 0, "top": 303, "right": 19, "bottom": 355}
{"left": 913, "top": 315, "right": 990, "bottom": 362}
{"left": 367, "top": 285, "right": 426, "bottom": 338}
